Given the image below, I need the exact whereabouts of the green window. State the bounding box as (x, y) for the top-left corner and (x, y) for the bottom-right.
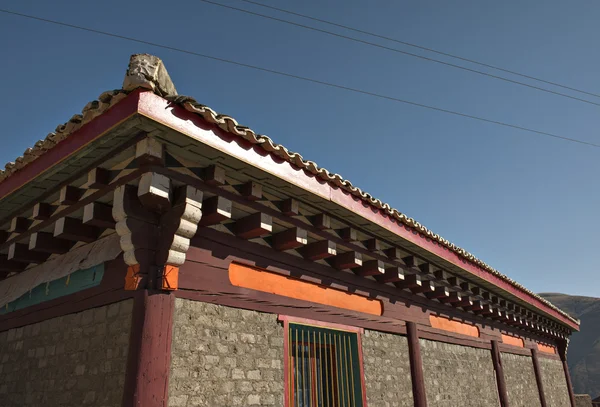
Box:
(287, 322), (364, 407)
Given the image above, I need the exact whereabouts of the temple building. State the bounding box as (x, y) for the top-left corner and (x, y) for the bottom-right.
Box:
(0, 54), (580, 407)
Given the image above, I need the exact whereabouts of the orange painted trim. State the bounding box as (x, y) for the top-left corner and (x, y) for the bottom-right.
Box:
(229, 263), (382, 316)
(161, 265), (179, 290)
(501, 334), (525, 348)
(429, 315), (480, 338)
(125, 264), (142, 291)
(537, 343), (557, 354)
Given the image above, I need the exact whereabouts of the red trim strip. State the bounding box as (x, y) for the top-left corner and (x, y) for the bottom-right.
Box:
(282, 318), (291, 407)
(137, 91), (577, 330)
(355, 329), (369, 407)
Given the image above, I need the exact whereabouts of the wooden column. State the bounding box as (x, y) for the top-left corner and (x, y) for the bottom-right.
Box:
(531, 348), (548, 407)
(561, 359), (576, 407)
(122, 289), (175, 407)
(406, 322), (428, 407)
(558, 341), (577, 407)
(491, 340), (510, 407)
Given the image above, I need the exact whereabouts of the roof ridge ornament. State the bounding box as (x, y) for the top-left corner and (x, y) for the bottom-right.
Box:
(122, 54), (178, 97)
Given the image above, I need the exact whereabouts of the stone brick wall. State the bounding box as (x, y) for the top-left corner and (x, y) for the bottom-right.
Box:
(362, 329), (413, 407)
(419, 339), (499, 406)
(501, 352), (541, 407)
(539, 356), (571, 407)
(0, 300), (133, 406)
(168, 299), (284, 407)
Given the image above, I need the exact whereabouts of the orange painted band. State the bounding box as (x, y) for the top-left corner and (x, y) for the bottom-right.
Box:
(429, 315), (480, 338)
(501, 334), (525, 348)
(229, 263), (382, 316)
(537, 343), (557, 354)
(161, 265), (179, 291)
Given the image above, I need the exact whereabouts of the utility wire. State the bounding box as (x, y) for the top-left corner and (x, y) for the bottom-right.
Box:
(198, 0), (600, 108)
(1, 8), (599, 149)
(240, 0), (600, 100)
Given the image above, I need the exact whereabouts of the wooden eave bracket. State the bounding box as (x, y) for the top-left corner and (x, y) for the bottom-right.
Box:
(113, 139), (203, 291)
(155, 184), (203, 291)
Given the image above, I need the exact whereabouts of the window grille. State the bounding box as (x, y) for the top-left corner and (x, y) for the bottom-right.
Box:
(287, 322), (364, 407)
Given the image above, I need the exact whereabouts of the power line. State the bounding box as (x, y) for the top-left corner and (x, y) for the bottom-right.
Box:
(240, 0), (600, 100)
(197, 0), (600, 108)
(1, 8), (599, 149)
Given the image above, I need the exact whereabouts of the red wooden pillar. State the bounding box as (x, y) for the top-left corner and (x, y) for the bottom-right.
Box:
(531, 348), (548, 407)
(558, 341), (577, 407)
(406, 322), (428, 407)
(122, 289), (175, 407)
(491, 340), (510, 407)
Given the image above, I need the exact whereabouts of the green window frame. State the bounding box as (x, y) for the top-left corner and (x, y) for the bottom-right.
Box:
(282, 316), (366, 407)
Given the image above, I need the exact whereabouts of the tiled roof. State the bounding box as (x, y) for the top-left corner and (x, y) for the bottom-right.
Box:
(0, 90), (128, 184)
(0, 54), (578, 325)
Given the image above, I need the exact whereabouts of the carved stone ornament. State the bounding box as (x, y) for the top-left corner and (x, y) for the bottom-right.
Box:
(122, 54), (178, 97)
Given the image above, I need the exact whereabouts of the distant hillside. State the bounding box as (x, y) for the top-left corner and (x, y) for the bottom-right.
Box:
(539, 293), (600, 399)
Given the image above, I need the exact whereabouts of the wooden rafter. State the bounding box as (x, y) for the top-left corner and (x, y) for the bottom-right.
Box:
(232, 212), (272, 239)
(83, 202), (115, 229)
(199, 196), (232, 226)
(29, 232), (73, 254)
(271, 227), (307, 251)
(152, 165), (568, 336)
(300, 240), (336, 261)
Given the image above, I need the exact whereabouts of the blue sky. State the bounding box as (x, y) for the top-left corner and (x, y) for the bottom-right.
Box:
(1, 1), (599, 296)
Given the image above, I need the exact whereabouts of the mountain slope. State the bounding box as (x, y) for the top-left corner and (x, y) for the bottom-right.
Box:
(539, 293), (600, 399)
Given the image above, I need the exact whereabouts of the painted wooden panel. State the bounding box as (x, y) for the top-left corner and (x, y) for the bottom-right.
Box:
(0, 264), (104, 314)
